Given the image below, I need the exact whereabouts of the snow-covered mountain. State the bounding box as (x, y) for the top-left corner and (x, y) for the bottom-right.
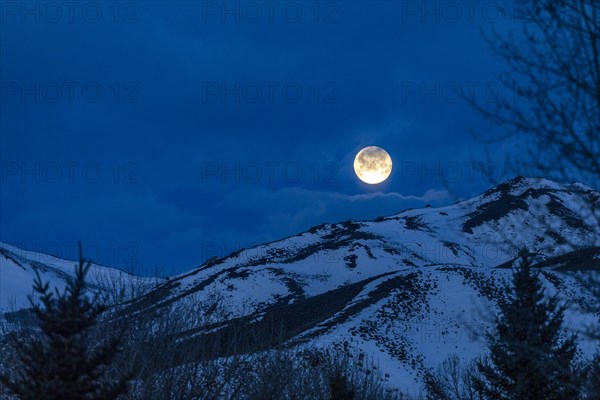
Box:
(0, 242), (159, 312)
(2, 177), (599, 394)
(119, 176), (599, 394)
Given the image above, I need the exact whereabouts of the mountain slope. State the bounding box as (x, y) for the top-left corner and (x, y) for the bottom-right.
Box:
(0, 242), (158, 312)
(120, 176), (599, 393)
(125, 177), (598, 316)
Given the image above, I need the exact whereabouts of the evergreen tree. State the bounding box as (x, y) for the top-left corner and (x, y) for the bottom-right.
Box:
(474, 250), (581, 400)
(0, 243), (129, 400)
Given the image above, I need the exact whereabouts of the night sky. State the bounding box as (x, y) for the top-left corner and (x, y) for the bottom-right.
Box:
(1, 1), (532, 274)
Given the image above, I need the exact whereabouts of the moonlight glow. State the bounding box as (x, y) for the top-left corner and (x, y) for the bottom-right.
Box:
(353, 146), (392, 184)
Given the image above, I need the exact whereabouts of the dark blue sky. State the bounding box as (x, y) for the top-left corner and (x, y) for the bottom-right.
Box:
(1, 1), (535, 274)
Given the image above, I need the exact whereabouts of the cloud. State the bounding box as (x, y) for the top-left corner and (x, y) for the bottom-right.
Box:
(221, 186), (452, 242)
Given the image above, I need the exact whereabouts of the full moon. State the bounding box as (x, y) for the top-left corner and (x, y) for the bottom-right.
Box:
(353, 146), (392, 184)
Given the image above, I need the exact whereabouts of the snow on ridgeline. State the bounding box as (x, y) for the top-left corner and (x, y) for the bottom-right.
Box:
(0, 241), (160, 312)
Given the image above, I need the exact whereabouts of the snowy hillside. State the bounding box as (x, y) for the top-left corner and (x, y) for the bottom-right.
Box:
(2, 177), (599, 394)
(119, 176), (599, 394)
(0, 242), (158, 312)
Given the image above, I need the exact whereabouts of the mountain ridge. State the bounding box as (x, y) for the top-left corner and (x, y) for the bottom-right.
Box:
(1, 176), (598, 394)
(113, 176), (598, 393)
(0, 241), (159, 311)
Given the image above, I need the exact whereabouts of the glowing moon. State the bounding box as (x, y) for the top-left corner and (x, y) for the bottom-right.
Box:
(353, 146), (392, 184)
